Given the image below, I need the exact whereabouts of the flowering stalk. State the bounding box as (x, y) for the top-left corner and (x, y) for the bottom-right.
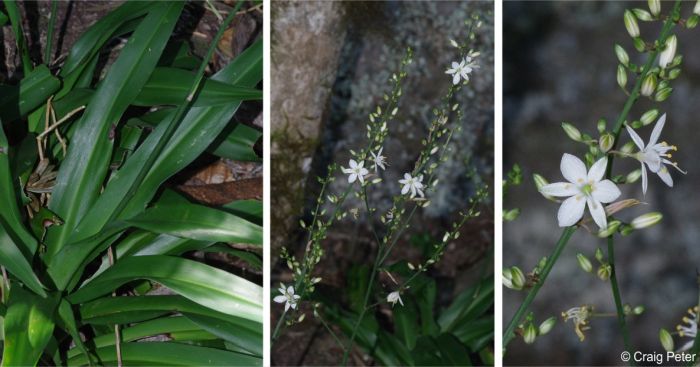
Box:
(504, 0), (683, 353)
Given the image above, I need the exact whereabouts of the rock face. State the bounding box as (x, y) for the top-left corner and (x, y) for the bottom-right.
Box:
(270, 1), (347, 256)
(503, 2), (700, 365)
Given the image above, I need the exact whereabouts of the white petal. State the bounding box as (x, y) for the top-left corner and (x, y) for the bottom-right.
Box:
(410, 185), (417, 198)
(656, 165), (674, 187)
(642, 150), (662, 172)
(587, 198), (608, 230)
(404, 173), (412, 180)
(274, 295), (287, 303)
(591, 180), (621, 203)
(287, 286), (295, 295)
(452, 61), (460, 69)
(398, 295), (404, 306)
(625, 125), (645, 150)
(348, 174), (357, 183)
(359, 167), (369, 176)
(357, 173), (365, 184)
(290, 302), (298, 310)
(648, 113), (666, 147)
(416, 187), (424, 198)
(560, 154), (587, 184)
(540, 182), (579, 197)
(641, 164), (648, 195)
(284, 302), (290, 312)
(452, 73), (460, 85)
(401, 184), (410, 195)
(587, 157), (608, 182)
(557, 195), (586, 227)
(349, 159), (358, 169)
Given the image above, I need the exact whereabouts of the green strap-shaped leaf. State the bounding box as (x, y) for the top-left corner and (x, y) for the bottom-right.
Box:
(0, 65), (61, 123)
(2, 287), (59, 366)
(0, 127), (46, 297)
(209, 123), (262, 162)
(3, 0), (32, 73)
(185, 313), (262, 356)
(132, 67), (262, 107)
(66, 342), (261, 366)
(125, 191), (262, 245)
(56, 300), (94, 364)
(47, 1), (185, 259)
(68, 256), (262, 323)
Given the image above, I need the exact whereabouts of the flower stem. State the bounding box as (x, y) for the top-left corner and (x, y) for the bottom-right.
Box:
(606, 236), (633, 359)
(687, 275), (700, 366)
(503, 226), (576, 348)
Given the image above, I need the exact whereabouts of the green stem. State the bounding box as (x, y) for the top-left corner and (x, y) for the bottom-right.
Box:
(45, 0), (58, 65)
(687, 274), (700, 366)
(602, 2), (681, 357)
(503, 226), (575, 348)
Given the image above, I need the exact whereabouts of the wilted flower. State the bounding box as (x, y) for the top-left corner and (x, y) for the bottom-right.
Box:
(387, 291), (404, 307)
(539, 154), (621, 229)
(399, 173), (425, 198)
(562, 305), (593, 341)
(342, 159), (369, 184)
(674, 306), (699, 352)
(274, 284), (301, 312)
(625, 113), (685, 194)
(370, 147), (388, 172)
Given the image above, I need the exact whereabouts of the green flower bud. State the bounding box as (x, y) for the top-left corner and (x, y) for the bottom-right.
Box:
(502, 268), (516, 289)
(633, 37), (646, 52)
(655, 87), (673, 102)
(503, 208), (521, 222)
(632, 8), (653, 22)
(561, 122), (582, 142)
(577, 253), (593, 273)
(633, 305), (646, 315)
(597, 264), (612, 281)
(640, 109), (659, 126)
(668, 68), (681, 80)
(533, 174), (548, 191)
(617, 65), (627, 89)
(620, 141), (637, 154)
(624, 10), (640, 38)
(523, 323), (537, 344)
(536, 257), (548, 273)
(620, 224), (635, 236)
(626, 169), (642, 184)
(660, 328), (675, 352)
(595, 247), (604, 262)
(614, 44), (629, 66)
(631, 212), (663, 229)
(641, 73), (657, 96)
(510, 266), (526, 290)
(648, 0), (661, 17)
(599, 133), (615, 153)
(688, 14), (700, 29)
(538, 317), (557, 336)
(598, 220), (621, 238)
(597, 119), (607, 134)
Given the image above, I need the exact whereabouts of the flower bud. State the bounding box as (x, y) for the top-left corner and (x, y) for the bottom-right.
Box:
(598, 220), (621, 238)
(660, 328), (675, 352)
(449, 39), (459, 48)
(633, 305), (646, 315)
(503, 268), (519, 290)
(599, 133), (615, 153)
(626, 169), (642, 184)
(633, 37), (646, 52)
(504, 208), (521, 222)
(561, 122), (582, 142)
(620, 141), (637, 154)
(537, 257), (548, 272)
(655, 87), (673, 102)
(523, 323), (537, 344)
(614, 44), (629, 66)
(648, 0), (661, 17)
(577, 253), (593, 273)
(538, 317), (557, 336)
(631, 212), (663, 229)
(624, 10), (640, 38)
(640, 109), (659, 126)
(668, 68), (681, 80)
(533, 173), (549, 192)
(688, 14), (700, 29)
(597, 119), (607, 134)
(617, 65), (627, 89)
(659, 35), (677, 69)
(640, 73), (657, 96)
(597, 264), (612, 281)
(510, 266), (526, 290)
(632, 8), (653, 22)
(695, 0), (700, 16)
(595, 247), (604, 262)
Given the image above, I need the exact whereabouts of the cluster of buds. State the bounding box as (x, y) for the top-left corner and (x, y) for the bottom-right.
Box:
(503, 256), (548, 291)
(519, 313), (557, 344)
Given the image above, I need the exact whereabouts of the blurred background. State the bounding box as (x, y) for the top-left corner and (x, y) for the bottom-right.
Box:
(271, 1), (494, 365)
(504, 2), (700, 365)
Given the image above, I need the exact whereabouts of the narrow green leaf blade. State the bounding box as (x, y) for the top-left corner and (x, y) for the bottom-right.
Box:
(2, 287), (58, 366)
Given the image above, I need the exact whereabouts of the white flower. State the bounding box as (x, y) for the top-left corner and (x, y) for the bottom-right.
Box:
(341, 159), (369, 184)
(445, 53), (478, 85)
(562, 305), (592, 341)
(675, 306), (699, 352)
(399, 173), (425, 198)
(387, 291), (403, 307)
(273, 283), (301, 312)
(625, 113), (685, 195)
(540, 154), (621, 229)
(370, 148), (387, 172)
